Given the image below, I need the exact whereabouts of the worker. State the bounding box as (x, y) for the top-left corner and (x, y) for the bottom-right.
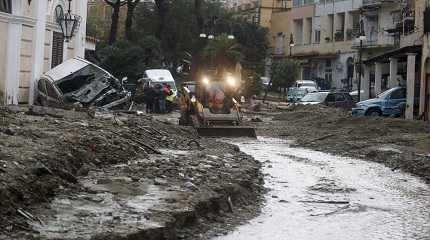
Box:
(157, 84), (166, 114)
(143, 85), (155, 113)
(165, 84), (175, 113)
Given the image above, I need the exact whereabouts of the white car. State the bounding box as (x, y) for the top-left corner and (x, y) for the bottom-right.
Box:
(294, 80), (319, 93)
(144, 69), (178, 97)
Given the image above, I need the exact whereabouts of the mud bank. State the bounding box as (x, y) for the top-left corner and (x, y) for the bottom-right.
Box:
(246, 104), (430, 183)
(0, 107), (263, 239)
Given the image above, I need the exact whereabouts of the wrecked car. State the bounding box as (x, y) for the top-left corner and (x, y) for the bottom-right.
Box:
(35, 57), (131, 110)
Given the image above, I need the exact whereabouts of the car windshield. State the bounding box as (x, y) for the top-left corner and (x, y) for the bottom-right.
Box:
(377, 88), (395, 99)
(300, 92), (328, 102)
(55, 65), (109, 94)
(298, 83), (316, 87)
(288, 88), (307, 97)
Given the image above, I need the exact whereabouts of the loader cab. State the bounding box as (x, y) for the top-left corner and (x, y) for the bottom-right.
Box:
(197, 74), (238, 114)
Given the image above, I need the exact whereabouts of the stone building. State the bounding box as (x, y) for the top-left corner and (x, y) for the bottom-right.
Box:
(267, 0), (429, 120)
(0, 0), (88, 105)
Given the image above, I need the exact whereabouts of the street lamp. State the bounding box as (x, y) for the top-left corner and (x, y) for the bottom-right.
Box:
(289, 33), (295, 57)
(357, 17), (366, 102)
(55, 0), (81, 42)
(199, 16), (235, 40)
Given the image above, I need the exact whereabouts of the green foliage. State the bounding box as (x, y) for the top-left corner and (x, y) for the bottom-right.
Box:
(202, 34), (243, 73)
(271, 58), (300, 88)
(242, 69), (262, 97)
(95, 0), (268, 82)
(98, 38), (162, 82)
(233, 22), (268, 75)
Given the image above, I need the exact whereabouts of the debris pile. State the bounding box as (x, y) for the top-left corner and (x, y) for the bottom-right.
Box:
(0, 107), (263, 239)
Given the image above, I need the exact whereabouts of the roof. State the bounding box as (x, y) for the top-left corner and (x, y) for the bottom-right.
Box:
(145, 69), (175, 82)
(42, 57), (112, 82)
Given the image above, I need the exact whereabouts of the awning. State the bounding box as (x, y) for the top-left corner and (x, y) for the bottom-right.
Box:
(364, 45), (422, 64)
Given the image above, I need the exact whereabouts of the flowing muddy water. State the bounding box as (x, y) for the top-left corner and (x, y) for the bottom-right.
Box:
(216, 137), (430, 240)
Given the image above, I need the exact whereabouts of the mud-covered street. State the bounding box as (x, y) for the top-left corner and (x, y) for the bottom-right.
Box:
(0, 106), (263, 240)
(1, 103), (430, 240)
(215, 137), (430, 240)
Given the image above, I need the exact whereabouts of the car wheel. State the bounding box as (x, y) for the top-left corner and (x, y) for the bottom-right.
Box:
(366, 108), (382, 117)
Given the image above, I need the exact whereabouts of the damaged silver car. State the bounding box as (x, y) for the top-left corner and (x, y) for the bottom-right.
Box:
(35, 57), (131, 109)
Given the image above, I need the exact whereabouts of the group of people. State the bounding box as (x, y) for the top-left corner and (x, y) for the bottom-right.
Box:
(143, 83), (174, 114)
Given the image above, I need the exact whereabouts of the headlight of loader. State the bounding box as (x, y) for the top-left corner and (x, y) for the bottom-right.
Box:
(202, 77), (210, 86)
(226, 76), (236, 87)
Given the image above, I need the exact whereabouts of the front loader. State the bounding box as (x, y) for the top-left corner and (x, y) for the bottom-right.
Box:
(178, 74), (256, 138)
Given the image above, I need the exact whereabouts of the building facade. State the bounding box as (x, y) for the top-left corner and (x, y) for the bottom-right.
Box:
(268, 0), (429, 120)
(419, 0), (430, 120)
(0, 0), (88, 105)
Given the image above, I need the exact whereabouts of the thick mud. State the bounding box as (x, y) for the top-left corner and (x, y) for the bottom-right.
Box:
(215, 137), (430, 240)
(0, 107), (264, 239)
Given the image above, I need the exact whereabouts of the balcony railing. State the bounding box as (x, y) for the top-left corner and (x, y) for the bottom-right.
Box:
(362, 0), (399, 6)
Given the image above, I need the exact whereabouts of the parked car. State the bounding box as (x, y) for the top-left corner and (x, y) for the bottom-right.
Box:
(299, 91), (355, 109)
(294, 80), (319, 93)
(287, 87), (308, 102)
(352, 87), (406, 117)
(349, 90), (364, 102)
(35, 57), (131, 109)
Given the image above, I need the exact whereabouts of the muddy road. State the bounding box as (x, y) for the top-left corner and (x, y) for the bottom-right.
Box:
(215, 137), (430, 240)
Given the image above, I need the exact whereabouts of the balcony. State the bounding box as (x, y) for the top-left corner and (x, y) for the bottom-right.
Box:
(352, 36), (397, 50)
(362, 0), (398, 10)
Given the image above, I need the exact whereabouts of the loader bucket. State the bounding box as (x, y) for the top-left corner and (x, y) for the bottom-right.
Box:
(197, 126), (257, 138)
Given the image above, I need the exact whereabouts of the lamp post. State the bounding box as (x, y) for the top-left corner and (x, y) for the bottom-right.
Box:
(289, 33), (295, 57)
(55, 0), (81, 42)
(357, 17), (366, 102)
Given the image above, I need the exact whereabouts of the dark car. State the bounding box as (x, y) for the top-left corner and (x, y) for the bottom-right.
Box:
(35, 57), (131, 109)
(299, 91), (355, 109)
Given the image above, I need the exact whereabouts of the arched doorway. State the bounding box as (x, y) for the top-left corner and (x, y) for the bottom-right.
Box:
(424, 58), (430, 121)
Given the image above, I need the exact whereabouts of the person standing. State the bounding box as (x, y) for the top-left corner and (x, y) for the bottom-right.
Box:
(157, 84), (166, 114)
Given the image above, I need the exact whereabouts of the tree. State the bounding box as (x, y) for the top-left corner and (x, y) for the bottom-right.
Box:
(194, 0), (203, 33)
(98, 39), (162, 82)
(125, 0), (140, 40)
(269, 58), (300, 100)
(104, 0), (126, 45)
(202, 34), (243, 75)
(154, 0), (169, 39)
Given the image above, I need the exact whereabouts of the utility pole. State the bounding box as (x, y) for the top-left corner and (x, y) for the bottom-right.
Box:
(358, 38), (362, 102)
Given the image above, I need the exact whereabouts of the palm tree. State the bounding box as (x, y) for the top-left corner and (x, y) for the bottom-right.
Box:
(202, 34), (242, 75)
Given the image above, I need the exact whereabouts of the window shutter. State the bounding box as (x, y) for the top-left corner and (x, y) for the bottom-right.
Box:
(424, 7), (430, 34)
(0, 0), (12, 13)
(51, 32), (64, 68)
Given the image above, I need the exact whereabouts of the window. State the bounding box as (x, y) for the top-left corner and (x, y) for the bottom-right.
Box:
(46, 82), (59, 99)
(390, 88), (406, 99)
(0, 0), (11, 13)
(105, 6), (113, 21)
(293, 0), (301, 7)
(335, 94), (345, 102)
(51, 32), (64, 68)
(38, 79), (47, 95)
(326, 94), (335, 103)
(314, 30), (321, 43)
